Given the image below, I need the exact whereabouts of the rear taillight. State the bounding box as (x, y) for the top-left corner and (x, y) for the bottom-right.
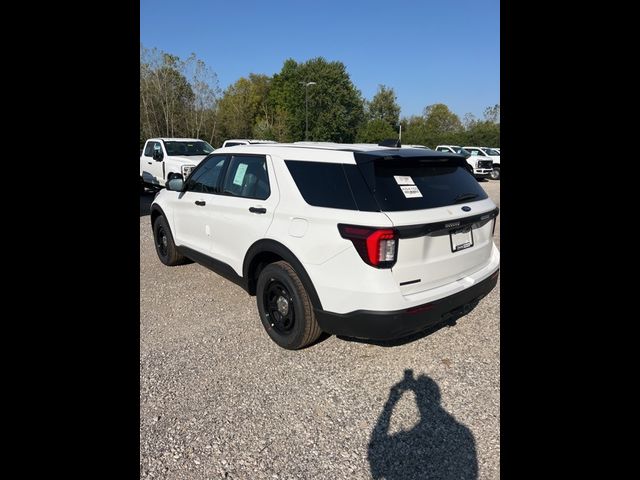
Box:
(338, 224), (398, 268)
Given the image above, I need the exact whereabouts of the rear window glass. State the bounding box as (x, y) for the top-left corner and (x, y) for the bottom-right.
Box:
(369, 160), (488, 211)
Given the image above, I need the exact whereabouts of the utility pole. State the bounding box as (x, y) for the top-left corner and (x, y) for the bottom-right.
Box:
(301, 81), (317, 140)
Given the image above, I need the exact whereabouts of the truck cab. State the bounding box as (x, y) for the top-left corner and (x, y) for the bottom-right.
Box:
(140, 138), (214, 191)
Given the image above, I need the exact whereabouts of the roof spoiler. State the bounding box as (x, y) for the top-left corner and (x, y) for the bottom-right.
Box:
(378, 139), (401, 148)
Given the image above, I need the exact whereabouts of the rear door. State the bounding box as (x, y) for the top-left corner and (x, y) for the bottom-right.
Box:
(358, 156), (498, 295)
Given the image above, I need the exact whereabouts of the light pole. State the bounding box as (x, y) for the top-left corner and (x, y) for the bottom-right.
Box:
(301, 81), (316, 140)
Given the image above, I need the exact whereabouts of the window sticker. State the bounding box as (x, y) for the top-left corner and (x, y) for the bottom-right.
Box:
(394, 175), (415, 185)
(233, 163), (248, 186)
(400, 185), (423, 198)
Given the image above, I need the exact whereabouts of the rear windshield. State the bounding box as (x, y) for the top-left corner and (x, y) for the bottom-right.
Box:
(369, 160), (488, 211)
(286, 158), (487, 212)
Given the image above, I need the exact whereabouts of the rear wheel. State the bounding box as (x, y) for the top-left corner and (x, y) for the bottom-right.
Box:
(489, 167), (500, 180)
(256, 261), (321, 350)
(152, 215), (186, 266)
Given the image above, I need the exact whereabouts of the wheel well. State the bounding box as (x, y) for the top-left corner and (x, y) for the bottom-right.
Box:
(246, 252), (283, 295)
(150, 208), (163, 228)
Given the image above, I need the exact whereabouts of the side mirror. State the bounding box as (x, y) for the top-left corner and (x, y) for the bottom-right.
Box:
(153, 150), (164, 161)
(166, 178), (184, 192)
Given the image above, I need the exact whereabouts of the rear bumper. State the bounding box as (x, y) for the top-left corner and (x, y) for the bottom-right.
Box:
(315, 268), (499, 341)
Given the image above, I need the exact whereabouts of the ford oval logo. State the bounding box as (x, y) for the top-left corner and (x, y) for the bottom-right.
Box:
(461, 206), (471, 212)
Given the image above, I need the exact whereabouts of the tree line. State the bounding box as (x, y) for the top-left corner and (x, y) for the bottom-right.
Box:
(140, 45), (499, 148)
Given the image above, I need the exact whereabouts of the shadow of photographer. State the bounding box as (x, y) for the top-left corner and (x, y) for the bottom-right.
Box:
(368, 369), (478, 479)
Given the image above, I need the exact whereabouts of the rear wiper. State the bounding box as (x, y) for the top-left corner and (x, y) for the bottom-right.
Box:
(453, 193), (479, 203)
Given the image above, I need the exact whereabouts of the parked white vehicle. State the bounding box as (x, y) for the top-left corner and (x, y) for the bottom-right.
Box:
(435, 145), (493, 179)
(464, 146), (500, 180)
(221, 139), (278, 148)
(150, 142), (500, 349)
(140, 138), (214, 191)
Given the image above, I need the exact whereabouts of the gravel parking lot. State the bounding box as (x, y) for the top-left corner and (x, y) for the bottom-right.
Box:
(140, 180), (500, 479)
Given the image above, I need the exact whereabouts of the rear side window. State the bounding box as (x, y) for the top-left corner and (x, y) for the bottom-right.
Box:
(369, 160), (488, 211)
(285, 161), (357, 210)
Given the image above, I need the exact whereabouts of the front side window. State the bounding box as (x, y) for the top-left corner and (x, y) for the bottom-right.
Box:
(144, 141), (160, 157)
(222, 155), (270, 200)
(185, 155), (227, 194)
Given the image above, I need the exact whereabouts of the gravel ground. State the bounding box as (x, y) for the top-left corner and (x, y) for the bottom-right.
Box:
(140, 179), (500, 479)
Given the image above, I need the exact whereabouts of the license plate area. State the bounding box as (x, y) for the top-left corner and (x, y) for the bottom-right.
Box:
(450, 226), (474, 252)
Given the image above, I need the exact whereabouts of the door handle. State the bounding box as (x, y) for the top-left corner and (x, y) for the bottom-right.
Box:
(147, 162), (152, 165)
(195, 200), (206, 206)
(249, 207), (267, 214)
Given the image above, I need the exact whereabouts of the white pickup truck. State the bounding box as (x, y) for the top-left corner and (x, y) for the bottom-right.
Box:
(140, 138), (214, 191)
(435, 145), (493, 179)
(464, 146), (500, 180)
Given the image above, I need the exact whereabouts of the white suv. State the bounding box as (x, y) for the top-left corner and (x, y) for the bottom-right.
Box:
(150, 143), (500, 349)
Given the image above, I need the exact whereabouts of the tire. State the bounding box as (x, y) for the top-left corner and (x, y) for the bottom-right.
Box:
(489, 167), (500, 180)
(256, 261), (322, 350)
(152, 215), (186, 266)
(140, 177), (145, 193)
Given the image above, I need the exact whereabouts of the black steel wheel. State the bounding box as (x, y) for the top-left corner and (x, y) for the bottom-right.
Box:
(256, 261), (322, 350)
(152, 215), (186, 266)
(263, 280), (296, 335)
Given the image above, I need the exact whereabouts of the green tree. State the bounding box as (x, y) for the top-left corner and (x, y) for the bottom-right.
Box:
(423, 103), (464, 146)
(216, 74), (275, 143)
(366, 85), (400, 128)
(356, 119), (397, 143)
(465, 121), (500, 147)
(269, 57), (365, 142)
(399, 115), (428, 145)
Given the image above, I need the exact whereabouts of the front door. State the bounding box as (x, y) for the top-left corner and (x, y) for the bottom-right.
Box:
(172, 155), (228, 253)
(141, 141), (165, 186)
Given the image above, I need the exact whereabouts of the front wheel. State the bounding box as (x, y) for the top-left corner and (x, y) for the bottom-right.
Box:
(256, 261), (322, 350)
(489, 167), (500, 180)
(152, 215), (186, 266)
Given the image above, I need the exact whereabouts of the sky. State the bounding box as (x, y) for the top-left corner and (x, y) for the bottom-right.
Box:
(140, 0), (499, 119)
